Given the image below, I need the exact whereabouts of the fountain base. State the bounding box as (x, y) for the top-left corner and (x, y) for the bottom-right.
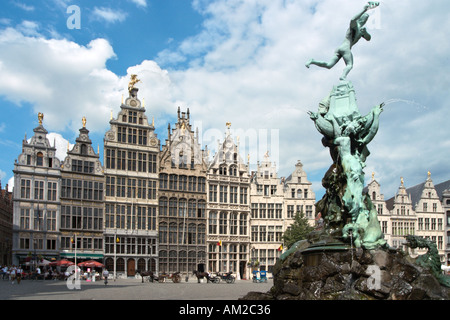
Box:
(242, 243), (449, 300)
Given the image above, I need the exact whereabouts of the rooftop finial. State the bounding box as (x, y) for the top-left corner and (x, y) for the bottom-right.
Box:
(38, 112), (44, 125)
(128, 74), (141, 94)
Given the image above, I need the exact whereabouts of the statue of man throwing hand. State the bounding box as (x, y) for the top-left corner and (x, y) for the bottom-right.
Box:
(306, 2), (380, 80)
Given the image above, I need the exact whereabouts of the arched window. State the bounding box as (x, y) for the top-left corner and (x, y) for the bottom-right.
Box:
(169, 198), (177, 217)
(159, 222), (167, 243)
(159, 197), (168, 216)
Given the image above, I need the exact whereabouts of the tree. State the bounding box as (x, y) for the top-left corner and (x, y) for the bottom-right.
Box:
(283, 211), (314, 249)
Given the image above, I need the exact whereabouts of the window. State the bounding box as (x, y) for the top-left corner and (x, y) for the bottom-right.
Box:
(128, 128), (137, 144)
(106, 149), (115, 169)
(198, 178), (206, 193)
(169, 175), (178, 190)
(147, 180), (157, 200)
(268, 204), (274, 219)
(179, 175), (187, 191)
(20, 179), (31, 199)
(209, 185), (217, 202)
(128, 111), (137, 124)
(147, 206), (156, 231)
(137, 206), (146, 230)
(188, 199), (197, 218)
(259, 204), (266, 219)
(230, 213), (238, 235)
(159, 174), (168, 190)
(118, 126), (127, 143)
(219, 186), (228, 203)
(116, 177), (126, 197)
(159, 197), (168, 216)
(34, 180), (44, 200)
(20, 209), (30, 229)
(251, 203), (258, 219)
(117, 150), (126, 170)
(275, 204), (282, 219)
(72, 207), (82, 229)
(148, 154), (157, 173)
(138, 152), (147, 172)
(81, 144), (87, 155)
(47, 210), (56, 231)
(47, 182), (57, 201)
(259, 226), (267, 242)
(36, 152), (44, 166)
(138, 129), (147, 146)
(127, 151), (137, 171)
(239, 213), (247, 235)
(240, 187), (248, 204)
(197, 200), (206, 218)
(116, 205), (125, 229)
(219, 212), (227, 234)
(230, 186), (238, 204)
(72, 159), (82, 172)
(169, 198), (177, 217)
(287, 205), (294, 219)
(209, 212), (217, 234)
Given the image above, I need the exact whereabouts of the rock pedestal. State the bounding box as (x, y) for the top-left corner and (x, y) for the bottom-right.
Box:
(242, 244), (449, 300)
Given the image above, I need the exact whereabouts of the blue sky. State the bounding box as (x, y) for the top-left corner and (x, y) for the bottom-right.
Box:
(1, 0), (450, 201)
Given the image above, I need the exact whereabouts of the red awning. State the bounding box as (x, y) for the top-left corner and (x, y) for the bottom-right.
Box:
(77, 260), (104, 268)
(49, 259), (74, 267)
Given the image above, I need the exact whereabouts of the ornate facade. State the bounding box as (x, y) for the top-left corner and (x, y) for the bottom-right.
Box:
(103, 85), (160, 277)
(60, 118), (104, 263)
(0, 183), (13, 265)
(12, 114), (61, 265)
(249, 157), (316, 274)
(370, 173), (448, 263)
(158, 107), (208, 274)
(207, 125), (250, 279)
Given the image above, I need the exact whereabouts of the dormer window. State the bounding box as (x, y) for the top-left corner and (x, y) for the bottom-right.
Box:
(36, 152), (44, 166)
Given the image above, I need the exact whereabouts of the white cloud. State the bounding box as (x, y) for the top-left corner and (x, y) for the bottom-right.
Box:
(47, 132), (74, 162)
(92, 7), (128, 24)
(13, 2), (35, 12)
(156, 0), (450, 197)
(1, 0), (449, 200)
(129, 0), (147, 8)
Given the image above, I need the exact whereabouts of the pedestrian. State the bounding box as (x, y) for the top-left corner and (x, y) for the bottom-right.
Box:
(10, 266), (16, 284)
(103, 268), (109, 285)
(16, 266), (22, 284)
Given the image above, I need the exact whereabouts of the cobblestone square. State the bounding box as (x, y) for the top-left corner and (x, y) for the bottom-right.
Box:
(0, 278), (273, 300)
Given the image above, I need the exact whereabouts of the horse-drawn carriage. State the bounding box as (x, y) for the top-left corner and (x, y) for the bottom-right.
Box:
(136, 270), (181, 283)
(193, 270), (235, 284)
(158, 272), (182, 283)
